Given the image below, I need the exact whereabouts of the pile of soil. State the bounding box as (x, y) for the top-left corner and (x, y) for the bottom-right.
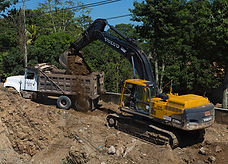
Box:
(0, 84), (228, 164)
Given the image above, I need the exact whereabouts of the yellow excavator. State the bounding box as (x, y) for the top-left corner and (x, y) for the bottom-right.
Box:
(60, 19), (214, 147)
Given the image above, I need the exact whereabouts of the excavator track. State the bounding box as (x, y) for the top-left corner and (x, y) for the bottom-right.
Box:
(106, 114), (179, 148)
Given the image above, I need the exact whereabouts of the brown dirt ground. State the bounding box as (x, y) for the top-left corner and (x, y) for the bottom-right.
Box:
(0, 84), (228, 164)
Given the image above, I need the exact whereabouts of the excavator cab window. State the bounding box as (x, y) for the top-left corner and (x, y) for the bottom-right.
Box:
(122, 83), (136, 108)
(149, 86), (157, 98)
(134, 85), (151, 115)
(122, 82), (151, 115)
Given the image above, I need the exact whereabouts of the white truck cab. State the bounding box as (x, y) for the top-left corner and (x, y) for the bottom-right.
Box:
(4, 69), (38, 92)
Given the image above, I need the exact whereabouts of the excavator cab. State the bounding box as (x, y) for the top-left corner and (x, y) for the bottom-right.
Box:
(120, 78), (214, 131)
(120, 79), (156, 115)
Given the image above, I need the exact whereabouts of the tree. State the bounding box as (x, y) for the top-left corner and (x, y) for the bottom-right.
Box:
(131, 0), (224, 96)
(38, 0), (91, 34)
(0, 10), (20, 79)
(0, 0), (17, 13)
(210, 0), (228, 73)
(0, 17), (18, 52)
(28, 32), (74, 67)
(1, 47), (24, 77)
(131, 0), (189, 93)
(209, 0), (228, 106)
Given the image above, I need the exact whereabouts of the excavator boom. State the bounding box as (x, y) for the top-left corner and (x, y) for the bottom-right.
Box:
(59, 19), (156, 89)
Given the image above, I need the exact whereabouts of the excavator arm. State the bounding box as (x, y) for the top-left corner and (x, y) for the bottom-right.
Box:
(59, 19), (156, 88)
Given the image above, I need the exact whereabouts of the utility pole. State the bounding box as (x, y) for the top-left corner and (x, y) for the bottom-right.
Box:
(22, 0), (27, 68)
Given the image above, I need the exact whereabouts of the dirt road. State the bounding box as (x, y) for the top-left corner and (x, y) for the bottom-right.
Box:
(0, 85), (227, 164)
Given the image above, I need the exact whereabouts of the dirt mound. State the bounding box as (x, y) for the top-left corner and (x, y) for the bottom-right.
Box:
(0, 87), (65, 156)
(0, 85), (228, 163)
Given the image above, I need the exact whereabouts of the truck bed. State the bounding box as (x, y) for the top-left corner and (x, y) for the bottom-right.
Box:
(37, 68), (105, 99)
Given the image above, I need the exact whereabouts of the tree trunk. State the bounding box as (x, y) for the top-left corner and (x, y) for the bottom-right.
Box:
(222, 66), (228, 108)
(48, 1), (57, 33)
(159, 59), (165, 92)
(154, 51), (159, 89)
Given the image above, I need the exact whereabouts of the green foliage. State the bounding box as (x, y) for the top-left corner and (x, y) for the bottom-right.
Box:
(0, 32), (74, 77)
(210, 0), (228, 64)
(0, 0), (17, 13)
(131, 0), (227, 95)
(1, 47), (24, 77)
(38, 0), (91, 34)
(28, 32), (74, 67)
(0, 18), (18, 52)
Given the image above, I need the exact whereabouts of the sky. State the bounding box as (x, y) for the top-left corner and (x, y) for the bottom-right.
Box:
(16, 0), (143, 25)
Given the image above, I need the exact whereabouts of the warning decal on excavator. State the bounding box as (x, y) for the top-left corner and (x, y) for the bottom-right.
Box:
(205, 111), (210, 116)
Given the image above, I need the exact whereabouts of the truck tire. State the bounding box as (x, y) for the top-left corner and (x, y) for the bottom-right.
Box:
(57, 95), (71, 110)
(106, 115), (117, 128)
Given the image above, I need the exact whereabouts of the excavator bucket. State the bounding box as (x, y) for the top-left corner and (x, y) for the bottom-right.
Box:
(59, 50), (70, 68)
(59, 49), (91, 75)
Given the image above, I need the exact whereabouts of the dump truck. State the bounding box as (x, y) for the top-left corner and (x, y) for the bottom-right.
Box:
(4, 63), (105, 110)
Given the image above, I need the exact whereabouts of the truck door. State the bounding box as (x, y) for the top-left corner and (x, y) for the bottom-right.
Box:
(24, 70), (37, 91)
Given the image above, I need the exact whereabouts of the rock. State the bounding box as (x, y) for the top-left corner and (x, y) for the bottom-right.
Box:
(65, 145), (89, 164)
(131, 139), (136, 143)
(208, 156), (216, 163)
(100, 162), (106, 164)
(123, 141), (136, 157)
(215, 145), (222, 153)
(108, 146), (116, 155)
(204, 140), (212, 145)
(116, 145), (124, 157)
(105, 135), (117, 147)
(199, 147), (207, 155)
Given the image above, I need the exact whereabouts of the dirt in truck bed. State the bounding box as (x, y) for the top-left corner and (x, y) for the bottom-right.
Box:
(0, 84), (228, 164)
(66, 55), (91, 75)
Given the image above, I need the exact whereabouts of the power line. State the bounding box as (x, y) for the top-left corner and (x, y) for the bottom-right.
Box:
(69, 0), (121, 10)
(44, 0), (122, 12)
(5, 0), (122, 14)
(106, 14), (132, 20)
(17, 0), (121, 11)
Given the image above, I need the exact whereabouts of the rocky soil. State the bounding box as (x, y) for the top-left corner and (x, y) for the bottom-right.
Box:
(0, 84), (228, 164)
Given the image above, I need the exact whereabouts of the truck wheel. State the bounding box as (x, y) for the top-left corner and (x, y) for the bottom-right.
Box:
(57, 95), (71, 110)
(106, 115), (117, 128)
